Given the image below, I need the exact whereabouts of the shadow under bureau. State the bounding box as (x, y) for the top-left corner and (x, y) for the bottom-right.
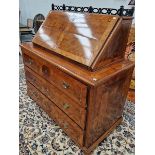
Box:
(21, 11), (134, 155)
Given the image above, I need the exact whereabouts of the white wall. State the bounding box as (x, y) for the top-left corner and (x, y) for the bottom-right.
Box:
(19, 0), (134, 25)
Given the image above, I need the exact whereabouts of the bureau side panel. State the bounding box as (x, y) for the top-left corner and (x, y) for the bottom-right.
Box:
(91, 17), (132, 70)
(84, 66), (134, 147)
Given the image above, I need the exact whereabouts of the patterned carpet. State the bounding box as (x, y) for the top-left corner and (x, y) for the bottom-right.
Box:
(19, 64), (135, 155)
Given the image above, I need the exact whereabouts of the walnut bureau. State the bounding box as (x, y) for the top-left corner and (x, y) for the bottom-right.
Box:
(21, 11), (134, 154)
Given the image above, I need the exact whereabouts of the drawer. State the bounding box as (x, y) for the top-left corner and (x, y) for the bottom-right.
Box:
(27, 82), (84, 146)
(23, 54), (40, 73)
(23, 52), (87, 108)
(25, 66), (86, 129)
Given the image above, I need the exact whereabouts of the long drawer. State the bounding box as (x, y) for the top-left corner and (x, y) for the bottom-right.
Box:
(27, 82), (84, 146)
(25, 66), (86, 129)
(22, 51), (87, 108)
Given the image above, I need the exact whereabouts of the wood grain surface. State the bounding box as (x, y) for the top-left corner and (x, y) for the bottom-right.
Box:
(21, 43), (134, 87)
(32, 11), (120, 68)
(27, 82), (84, 147)
(22, 51), (87, 107)
(21, 11), (134, 155)
(25, 67), (86, 129)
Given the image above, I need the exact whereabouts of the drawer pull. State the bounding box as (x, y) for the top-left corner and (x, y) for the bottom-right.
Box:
(63, 122), (68, 129)
(63, 103), (70, 110)
(62, 82), (70, 89)
(28, 58), (33, 65)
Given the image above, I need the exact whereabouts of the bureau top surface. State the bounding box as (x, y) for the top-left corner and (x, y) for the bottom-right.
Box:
(32, 11), (120, 67)
(21, 42), (134, 86)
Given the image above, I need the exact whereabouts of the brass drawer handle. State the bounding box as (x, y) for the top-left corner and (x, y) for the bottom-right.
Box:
(28, 58), (33, 65)
(62, 82), (70, 89)
(63, 122), (68, 129)
(63, 103), (70, 110)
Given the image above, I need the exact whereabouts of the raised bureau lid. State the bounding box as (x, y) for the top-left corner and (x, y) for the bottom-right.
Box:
(32, 11), (120, 68)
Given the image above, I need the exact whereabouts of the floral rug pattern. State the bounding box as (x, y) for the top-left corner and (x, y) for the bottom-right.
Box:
(19, 64), (135, 155)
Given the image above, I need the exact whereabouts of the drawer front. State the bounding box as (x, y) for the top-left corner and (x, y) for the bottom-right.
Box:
(23, 52), (87, 108)
(23, 54), (40, 73)
(25, 67), (86, 129)
(27, 82), (84, 146)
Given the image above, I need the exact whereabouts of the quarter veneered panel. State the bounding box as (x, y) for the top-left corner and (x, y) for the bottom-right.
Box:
(32, 11), (119, 67)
